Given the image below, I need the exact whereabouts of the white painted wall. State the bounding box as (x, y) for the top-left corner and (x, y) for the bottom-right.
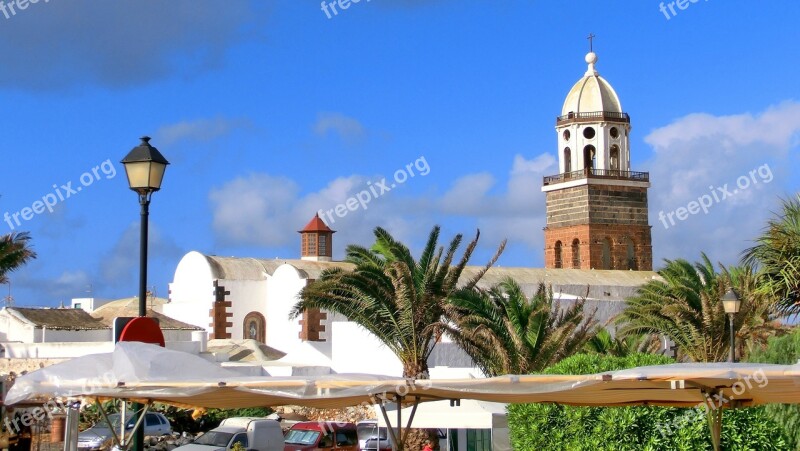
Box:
(0, 311), (35, 343)
(265, 264), (308, 351)
(35, 328), (111, 343)
(164, 251), (217, 332)
(331, 322), (403, 376)
(4, 341), (115, 358)
(227, 279), (267, 341)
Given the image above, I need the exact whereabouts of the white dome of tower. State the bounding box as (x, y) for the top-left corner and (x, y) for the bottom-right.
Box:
(561, 52), (623, 116)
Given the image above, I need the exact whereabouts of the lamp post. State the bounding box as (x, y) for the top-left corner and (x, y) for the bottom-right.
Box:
(121, 136), (169, 451)
(721, 288), (741, 363)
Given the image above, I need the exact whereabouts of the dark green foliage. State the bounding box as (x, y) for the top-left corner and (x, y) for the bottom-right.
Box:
(617, 256), (779, 362)
(292, 225), (504, 378)
(0, 232), (36, 284)
(742, 194), (800, 317)
(507, 353), (789, 451)
(745, 328), (800, 449)
(444, 279), (597, 376)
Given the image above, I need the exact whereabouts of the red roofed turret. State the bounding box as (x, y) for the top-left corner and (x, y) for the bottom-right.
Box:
(299, 213), (335, 261)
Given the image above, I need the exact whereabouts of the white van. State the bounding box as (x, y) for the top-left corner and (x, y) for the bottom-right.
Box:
(174, 418), (284, 451)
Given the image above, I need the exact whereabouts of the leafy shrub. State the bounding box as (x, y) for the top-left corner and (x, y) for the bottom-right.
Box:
(745, 328), (800, 449)
(507, 353), (788, 450)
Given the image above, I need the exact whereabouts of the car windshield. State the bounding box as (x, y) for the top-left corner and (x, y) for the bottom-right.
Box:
(92, 414), (132, 430)
(193, 431), (233, 447)
(284, 430), (320, 445)
(357, 424), (387, 441)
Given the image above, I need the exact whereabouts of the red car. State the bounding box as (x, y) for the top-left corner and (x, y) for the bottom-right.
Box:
(284, 422), (358, 451)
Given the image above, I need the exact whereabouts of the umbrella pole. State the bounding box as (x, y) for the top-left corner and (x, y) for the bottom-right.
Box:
(706, 405), (722, 451)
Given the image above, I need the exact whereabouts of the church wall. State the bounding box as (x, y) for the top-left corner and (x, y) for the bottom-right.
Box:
(265, 265), (308, 351)
(544, 223), (652, 271)
(331, 322), (403, 376)
(164, 252), (217, 332)
(224, 279), (267, 342)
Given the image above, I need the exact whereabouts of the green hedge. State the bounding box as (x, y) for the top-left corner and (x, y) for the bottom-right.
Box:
(507, 353), (788, 451)
(745, 328), (800, 449)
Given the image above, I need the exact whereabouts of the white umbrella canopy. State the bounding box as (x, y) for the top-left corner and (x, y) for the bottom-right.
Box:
(7, 342), (800, 410)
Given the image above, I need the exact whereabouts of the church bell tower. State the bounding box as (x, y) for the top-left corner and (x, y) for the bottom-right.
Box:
(542, 47), (652, 271)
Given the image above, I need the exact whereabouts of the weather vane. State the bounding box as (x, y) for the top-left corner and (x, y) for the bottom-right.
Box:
(587, 33), (596, 52)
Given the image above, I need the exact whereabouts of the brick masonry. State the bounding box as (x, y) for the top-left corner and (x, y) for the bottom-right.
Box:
(546, 184), (649, 228)
(544, 184), (652, 270)
(298, 308), (327, 342)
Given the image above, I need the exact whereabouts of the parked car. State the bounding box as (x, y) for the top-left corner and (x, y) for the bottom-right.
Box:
(77, 412), (171, 450)
(284, 422), (358, 451)
(355, 421), (390, 451)
(173, 418), (283, 451)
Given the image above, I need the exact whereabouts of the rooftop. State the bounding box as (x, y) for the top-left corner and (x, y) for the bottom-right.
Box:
(6, 307), (107, 330)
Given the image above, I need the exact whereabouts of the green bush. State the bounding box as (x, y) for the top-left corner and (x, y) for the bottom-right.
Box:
(507, 353), (788, 451)
(745, 327), (800, 449)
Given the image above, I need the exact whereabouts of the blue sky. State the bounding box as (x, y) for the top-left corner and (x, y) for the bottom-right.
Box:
(1, 0), (799, 306)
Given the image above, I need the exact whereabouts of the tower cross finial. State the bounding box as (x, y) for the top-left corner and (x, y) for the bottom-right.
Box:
(587, 33), (596, 52)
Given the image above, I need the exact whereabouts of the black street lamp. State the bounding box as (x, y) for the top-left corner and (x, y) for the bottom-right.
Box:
(721, 288), (741, 363)
(120, 136), (169, 451)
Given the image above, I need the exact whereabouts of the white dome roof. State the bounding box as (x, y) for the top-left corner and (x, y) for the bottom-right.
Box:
(561, 52), (623, 116)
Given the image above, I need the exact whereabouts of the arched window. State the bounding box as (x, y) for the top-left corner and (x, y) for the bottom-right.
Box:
(583, 145), (596, 172)
(610, 145), (620, 172)
(571, 239), (581, 269)
(554, 241), (563, 269)
(243, 312), (266, 343)
(601, 238), (613, 270)
(563, 148), (571, 174)
(625, 237), (637, 270)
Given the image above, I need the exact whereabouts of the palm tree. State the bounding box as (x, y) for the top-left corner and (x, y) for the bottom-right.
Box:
(617, 254), (781, 362)
(290, 225), (505, 379)
(583, 328), (661, 357)
(0, 232), (36, 285)
(742, 194), (800, 317)
(442, 278), (598, 376)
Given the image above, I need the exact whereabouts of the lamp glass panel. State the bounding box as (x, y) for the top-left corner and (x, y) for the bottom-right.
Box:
(148, 163), (167, 190)
(722, 299), (742, 314)
(124, 161), (152, 189)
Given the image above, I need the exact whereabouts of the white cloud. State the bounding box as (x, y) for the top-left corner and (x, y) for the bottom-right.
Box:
(155, 117), (252, 145)
(644, 101), (800, 266)
(313, 113), (367, 144)
(208, 153), (556, 262)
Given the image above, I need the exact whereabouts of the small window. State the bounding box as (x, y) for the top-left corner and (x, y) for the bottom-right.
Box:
(610, 127), (619, 139)
(583, 145), (596, 170)
(610, 145), (620, 171)
(231, 433), (248, 449)
(307, 234), (317, 254)
(554, 241), (563, 269)
(563, 129), (571, 141)
(571, 239), (581, 269)
(583, 127), (596, 139)
(601, 238), (612, 270)
(563, 148), (571, 173)
(145, 414), (160, 426)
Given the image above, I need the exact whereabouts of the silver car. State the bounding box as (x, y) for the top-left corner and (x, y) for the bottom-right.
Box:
(77, 412), (172, 450)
